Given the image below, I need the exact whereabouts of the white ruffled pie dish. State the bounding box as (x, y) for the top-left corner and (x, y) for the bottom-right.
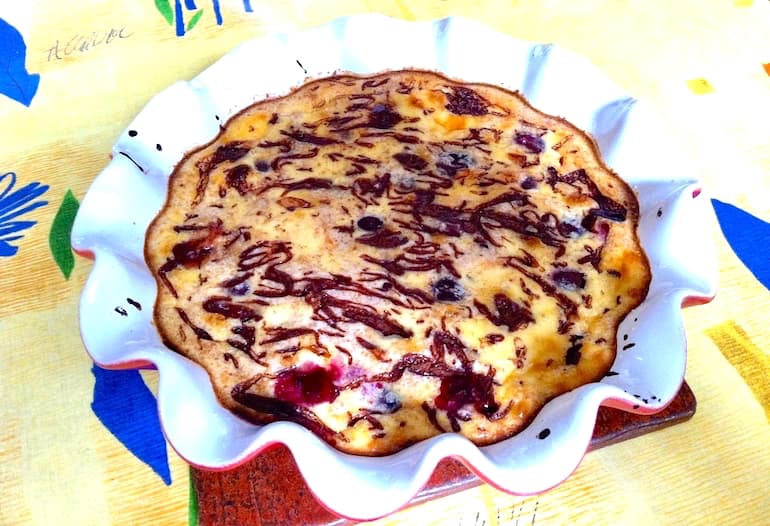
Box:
(72, 15), (717, 521)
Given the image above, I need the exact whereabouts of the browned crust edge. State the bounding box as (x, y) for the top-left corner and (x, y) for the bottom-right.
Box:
(143, 68), (652, 456)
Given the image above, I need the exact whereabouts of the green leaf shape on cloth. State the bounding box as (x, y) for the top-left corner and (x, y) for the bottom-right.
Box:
(188, 467), (199, 526)
(49, 189), (79, 279)
(155, 0), (174, 25)
(187, 9), (204, 32)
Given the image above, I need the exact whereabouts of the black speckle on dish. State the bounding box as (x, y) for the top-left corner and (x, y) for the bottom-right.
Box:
(623, 334), (628, 341)
(604, 371), (619, 377)
(634, 317), (638, 322)
(642, 398), (649, 404)
(215, 115), (220, 121)
(537, 428), (551, 440)
(657, 208), (663, 218)
(115, 306), (128, 317)
(622, 343), (636, 351)
(118, 151), (146, 174)
(156, 144), (162, 151)
(128, 130), (138, 137)
(127, 297), (142, 311)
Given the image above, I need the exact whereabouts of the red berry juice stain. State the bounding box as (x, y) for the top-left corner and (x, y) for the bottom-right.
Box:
(275, 363), (340, 405)
(435, 372), (499, 418)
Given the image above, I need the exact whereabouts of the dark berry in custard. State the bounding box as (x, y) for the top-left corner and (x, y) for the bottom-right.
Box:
(552, 269), (587, 291)
(372, 389), (402, 414)
(357, 216), (384, 231)
(433, 277), (464, 302)
(521, 176), (538, 190)
(437, 151), (474, 177)
(514, 131), (545, 153)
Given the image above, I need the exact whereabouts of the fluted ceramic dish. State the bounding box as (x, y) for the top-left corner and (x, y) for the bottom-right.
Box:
(72, 15), (717, 521)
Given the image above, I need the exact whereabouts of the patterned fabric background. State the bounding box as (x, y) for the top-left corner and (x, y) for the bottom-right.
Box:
(1, 1), (768, 524)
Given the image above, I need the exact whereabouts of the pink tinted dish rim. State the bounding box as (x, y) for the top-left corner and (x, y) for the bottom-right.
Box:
(72, 15), (717, 521)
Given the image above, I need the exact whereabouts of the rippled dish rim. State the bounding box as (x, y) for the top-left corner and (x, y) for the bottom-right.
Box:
(72, 14), (717, 521)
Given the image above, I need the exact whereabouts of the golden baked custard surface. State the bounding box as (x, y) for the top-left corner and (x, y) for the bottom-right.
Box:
(146, 70), (650, 455)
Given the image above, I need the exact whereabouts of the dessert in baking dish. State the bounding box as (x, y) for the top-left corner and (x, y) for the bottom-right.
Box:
(145, 70), (650, 455)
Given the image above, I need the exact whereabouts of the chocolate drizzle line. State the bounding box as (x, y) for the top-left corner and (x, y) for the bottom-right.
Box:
(231, 379), (340, 444)
(194, 142), (251, 205)
(505, 260), (578, 318)
(176, 308), (212, 341)
(474, 293), (534, 332)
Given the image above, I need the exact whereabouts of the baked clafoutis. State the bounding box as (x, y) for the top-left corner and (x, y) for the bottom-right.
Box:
(145, 70), (651, 455)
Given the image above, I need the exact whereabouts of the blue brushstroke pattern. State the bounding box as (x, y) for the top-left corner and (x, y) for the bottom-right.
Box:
(212, 0), (223, 25)
(712, 198), (770, 290)
(165, 0), (256, 36)
(91, 365), (172, 485)
(0, 172), (48, 257)
(0, 18), (40, 106)
(174, 0), (186, 37)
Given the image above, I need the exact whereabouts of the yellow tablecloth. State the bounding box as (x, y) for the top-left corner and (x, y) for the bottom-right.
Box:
(1, 1), (768, 524)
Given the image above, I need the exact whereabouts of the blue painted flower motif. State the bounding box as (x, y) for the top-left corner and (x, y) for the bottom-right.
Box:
(0, 172), (48, 257)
